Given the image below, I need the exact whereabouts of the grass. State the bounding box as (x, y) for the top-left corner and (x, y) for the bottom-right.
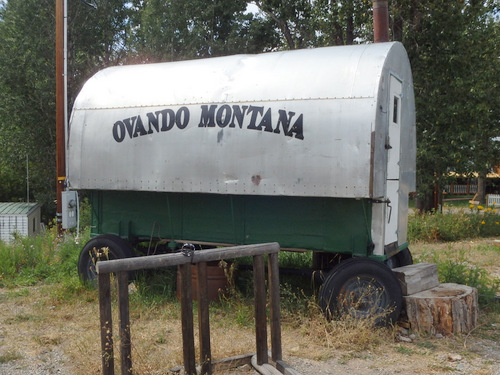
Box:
(0, 224), (89, 289)
(0, 212), (499, 373)
(0, 351), (23, 364)
(412, 241), (500, 309)
(408, 207), (500, 242)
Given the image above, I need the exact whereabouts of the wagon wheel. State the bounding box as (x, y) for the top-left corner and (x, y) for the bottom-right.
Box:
(385, 247), (414, 269)
(78, 234), (135, 286)
(318, 257), (403, 326)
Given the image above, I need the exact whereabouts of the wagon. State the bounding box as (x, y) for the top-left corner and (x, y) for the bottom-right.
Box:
(65, 41), (416, 323)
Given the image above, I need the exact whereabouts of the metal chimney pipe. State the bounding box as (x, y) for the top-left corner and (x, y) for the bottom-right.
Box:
(373, 0), (390, 43)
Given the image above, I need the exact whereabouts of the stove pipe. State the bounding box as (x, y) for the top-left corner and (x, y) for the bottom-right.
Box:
(373, 0), (390, 43)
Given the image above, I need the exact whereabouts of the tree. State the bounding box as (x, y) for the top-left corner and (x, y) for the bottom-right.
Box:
(1, 0), (497, 219)
(0, 0), (57, 212)
(130, 0), (279, 62)
(0, 0), (134, 217)
(253, 0), (373, 49)
(390, 0), (500, 210)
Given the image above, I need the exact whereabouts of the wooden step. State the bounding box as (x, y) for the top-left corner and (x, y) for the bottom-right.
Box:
(391, 262), (440, 296)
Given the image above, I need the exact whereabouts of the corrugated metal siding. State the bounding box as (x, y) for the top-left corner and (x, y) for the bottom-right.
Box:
(0, 202), (41, 242)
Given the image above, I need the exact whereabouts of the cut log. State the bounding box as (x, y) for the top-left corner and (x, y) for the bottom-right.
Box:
(404, 283), (478, 335)
(392, 263), (440, 296)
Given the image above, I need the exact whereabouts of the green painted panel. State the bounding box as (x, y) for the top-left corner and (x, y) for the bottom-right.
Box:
(90, 191), (373, 256)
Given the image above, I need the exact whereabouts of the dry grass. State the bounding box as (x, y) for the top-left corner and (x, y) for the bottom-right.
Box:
(411, 238), (500, 279)
(0, 284), (396, 374)
(1, 238), (499, 374)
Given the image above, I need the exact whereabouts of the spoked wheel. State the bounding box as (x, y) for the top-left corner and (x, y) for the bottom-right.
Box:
(78, 234), (135, 286)
(319, 257), (403, 326)
(385, 247), (414, 269)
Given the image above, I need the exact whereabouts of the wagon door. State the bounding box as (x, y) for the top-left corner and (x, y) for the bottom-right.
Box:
(384, 75), (402, 252)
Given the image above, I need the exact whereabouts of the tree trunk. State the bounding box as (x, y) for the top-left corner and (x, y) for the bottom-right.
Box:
(404, 283), (478, 335)
(416, 183), (440, 213)
(476, 172), (487, 205)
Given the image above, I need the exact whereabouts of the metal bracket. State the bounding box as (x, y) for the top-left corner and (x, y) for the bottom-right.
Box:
(181, 243), (196, 263)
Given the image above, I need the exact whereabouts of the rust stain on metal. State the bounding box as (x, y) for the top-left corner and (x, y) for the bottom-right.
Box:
(251, 175), (262, 186)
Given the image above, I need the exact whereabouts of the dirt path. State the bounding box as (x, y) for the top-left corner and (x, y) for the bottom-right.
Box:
(1, 283), (499, 375)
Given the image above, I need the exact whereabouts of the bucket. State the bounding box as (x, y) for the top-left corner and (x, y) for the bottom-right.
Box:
(176, 261), (229, 302)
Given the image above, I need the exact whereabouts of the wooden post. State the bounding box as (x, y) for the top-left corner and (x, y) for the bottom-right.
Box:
(117, 272), (132, 375)
(179, 264), (196, 375)
(99, 273), (114, 375)
(55, 0), (66, 231)
(268, 253), (282, 364)
(253, 255), (268, 366)
(197, 262), (212, 375)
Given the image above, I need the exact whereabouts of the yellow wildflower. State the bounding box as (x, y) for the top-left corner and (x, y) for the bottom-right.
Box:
(481, 221), (486, 225)
(469, 204), (475, 209)
(477, 205), (484, 210)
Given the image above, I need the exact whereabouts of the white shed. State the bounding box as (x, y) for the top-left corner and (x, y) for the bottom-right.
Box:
(0, 202), (41, 243)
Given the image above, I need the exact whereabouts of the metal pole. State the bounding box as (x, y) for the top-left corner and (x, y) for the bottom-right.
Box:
(373, 0), (390, 43)
(26, 155), (29, 203)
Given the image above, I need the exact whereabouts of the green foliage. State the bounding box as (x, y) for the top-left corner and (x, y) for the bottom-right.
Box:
(134, 0), (280, 61)
(416, 248), (500, 308)
(393, 1), (500, 207)
(1, 0), (498, 215)
(278, 251), (312, 269)
(0, 0), (135, 215)
(0, 226), (89, 288)
(0, 0), (57, 213)
(408, 209), (500, 242)
(0, 351), (23, 364)
(131, 268), (178, 305)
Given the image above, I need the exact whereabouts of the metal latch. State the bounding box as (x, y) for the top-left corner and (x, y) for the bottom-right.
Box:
(370, 198), (393, 223)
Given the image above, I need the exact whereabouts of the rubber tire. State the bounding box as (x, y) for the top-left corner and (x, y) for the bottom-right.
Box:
(385, 247), (414, 269)
(78, 234), (135, 286)
(396, 248), (413, 266)
(319, 257), (403, 326)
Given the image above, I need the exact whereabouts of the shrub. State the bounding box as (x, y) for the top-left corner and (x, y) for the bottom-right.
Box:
(415, 247), (500, 308)
(408, 208), (500, 242)
(0, 225), (88, 287)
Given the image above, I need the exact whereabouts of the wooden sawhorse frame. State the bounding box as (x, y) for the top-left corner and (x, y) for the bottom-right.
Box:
(96, 242), (300, 375)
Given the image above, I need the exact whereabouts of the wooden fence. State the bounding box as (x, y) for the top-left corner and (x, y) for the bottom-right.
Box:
(96, 242), (297, 375)
(444, 184), (478, 195)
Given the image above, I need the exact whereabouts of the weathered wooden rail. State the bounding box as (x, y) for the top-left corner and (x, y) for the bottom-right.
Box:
(96, 242), (296, 375)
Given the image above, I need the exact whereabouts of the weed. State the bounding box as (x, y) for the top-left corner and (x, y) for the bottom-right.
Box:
(6, 288), (30, 298)
(33, 335), (62, 346)
(415, 246), (500, 308)
(5, 314), (41, 324)
(0, 351), (23, 364)
(0, 225), (89, 287)
(428, 364), (455, 372)
(396, 345), (416, 355)
(278, 251), (312, 269)
(416, 340), (437, 350)
(132, 267), (178, 306)
(408, 209), (500, 242)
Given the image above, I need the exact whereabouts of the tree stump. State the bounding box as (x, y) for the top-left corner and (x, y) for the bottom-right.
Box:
(404, 283), (478, 335)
